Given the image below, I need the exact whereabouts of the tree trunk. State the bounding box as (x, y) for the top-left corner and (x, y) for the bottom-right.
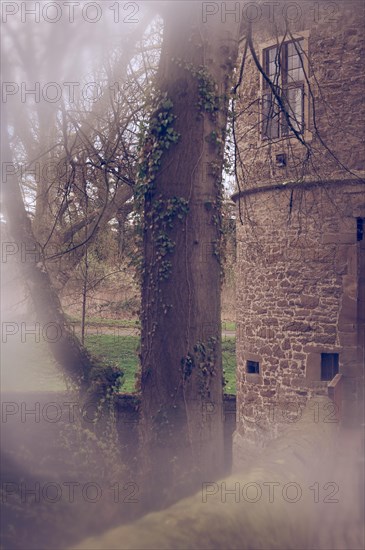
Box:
(1, 108), (94, 392)
(139, 2), (240, 497)
(81, 248), (88, 346)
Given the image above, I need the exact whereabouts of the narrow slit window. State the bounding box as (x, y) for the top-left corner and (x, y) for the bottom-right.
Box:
(246, 360), (260, 374)
(321, 353), (339, 381)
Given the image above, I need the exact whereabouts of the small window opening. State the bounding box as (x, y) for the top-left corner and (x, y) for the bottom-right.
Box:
(246, 360), (260, 374)
(276, 153), (287, 167)
(357, 218), (364, 241)
(321, 353), (339, 381)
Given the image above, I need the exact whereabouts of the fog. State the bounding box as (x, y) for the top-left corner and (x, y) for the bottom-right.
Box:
(1, 1), (364, 549)
(1, 4), (152, 548)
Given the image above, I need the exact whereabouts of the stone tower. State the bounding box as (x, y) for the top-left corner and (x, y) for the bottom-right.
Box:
(232, 0), (365, 452)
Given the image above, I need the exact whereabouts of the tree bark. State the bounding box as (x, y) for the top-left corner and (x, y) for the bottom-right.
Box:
(139, 1), (240, 497)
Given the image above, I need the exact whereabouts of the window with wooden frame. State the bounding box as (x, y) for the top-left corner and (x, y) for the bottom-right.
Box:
(262, 39), (306, 139)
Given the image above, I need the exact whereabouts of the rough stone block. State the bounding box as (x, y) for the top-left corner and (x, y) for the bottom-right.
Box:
(282, 339), (291, 350)
(261, 389), (276, 398)
(284, 321), (312, 332)
(312, 334), (336, 345)
(298, 295), (320, 308)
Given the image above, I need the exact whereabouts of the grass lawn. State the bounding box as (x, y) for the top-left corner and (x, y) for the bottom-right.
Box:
(85, 334), (236, 394)
(85, 334), (140, 393)
(1, 331), (236, 395)
(222, 336), (236, 394)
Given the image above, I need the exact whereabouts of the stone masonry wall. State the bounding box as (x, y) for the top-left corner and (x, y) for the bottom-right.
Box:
(235, 182), (364, 447)
(234, 0), (365, 188)
(233, 1), (365, 449)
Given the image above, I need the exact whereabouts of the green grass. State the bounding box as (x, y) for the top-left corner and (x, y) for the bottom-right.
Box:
(1, 331), (236, 395)
(222, 321), (236, 332)
(84, 334), (236, 395)
(222, 336), (236, 393)
(85, 334), (140, 393)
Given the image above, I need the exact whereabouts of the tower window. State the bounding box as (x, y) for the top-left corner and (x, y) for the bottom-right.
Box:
(262, 40), (305, 139)
(321, 353), (339, 381)
(246, 360), (260, 374)
(357, 218), (364, 241)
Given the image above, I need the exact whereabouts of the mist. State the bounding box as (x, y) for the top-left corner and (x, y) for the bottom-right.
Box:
(1, 1), (364, 549)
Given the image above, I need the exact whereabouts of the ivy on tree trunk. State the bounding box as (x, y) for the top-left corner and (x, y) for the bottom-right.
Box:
(138, 1), (240, 498)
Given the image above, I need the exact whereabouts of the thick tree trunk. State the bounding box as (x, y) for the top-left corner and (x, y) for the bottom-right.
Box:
(139, 2), (239, 496)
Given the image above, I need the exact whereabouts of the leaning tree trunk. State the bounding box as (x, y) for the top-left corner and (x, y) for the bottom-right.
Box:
(1, 107), (95, 392)
(139, 1), (240, 497)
